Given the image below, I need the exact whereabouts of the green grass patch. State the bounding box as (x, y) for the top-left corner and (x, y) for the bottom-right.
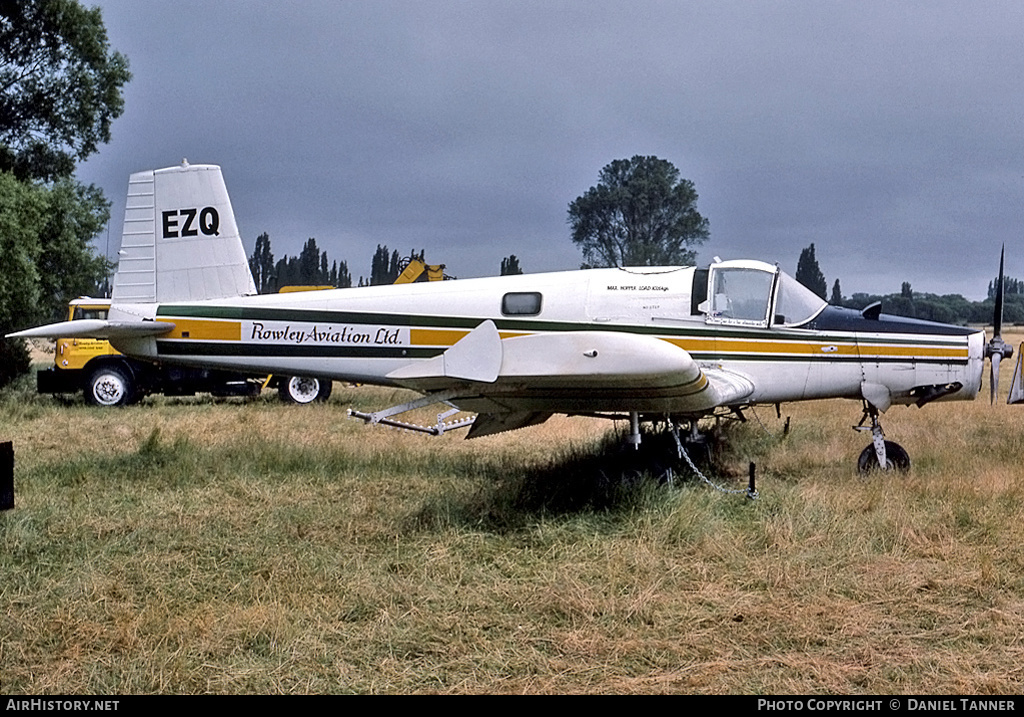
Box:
(4, 385), (1024, 693)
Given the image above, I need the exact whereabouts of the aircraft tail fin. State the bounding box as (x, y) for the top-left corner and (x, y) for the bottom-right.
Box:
(111, 161), (256, 304)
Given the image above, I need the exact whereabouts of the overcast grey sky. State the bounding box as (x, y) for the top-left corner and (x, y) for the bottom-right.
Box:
(77, 0), (1024, 299)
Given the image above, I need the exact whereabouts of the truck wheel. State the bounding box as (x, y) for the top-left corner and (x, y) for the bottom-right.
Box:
(279, 376), (332, 404)
(86, 366), (136, 407)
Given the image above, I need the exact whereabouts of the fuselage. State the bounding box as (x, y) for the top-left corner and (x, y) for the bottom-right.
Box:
(108, 260), (985, 417)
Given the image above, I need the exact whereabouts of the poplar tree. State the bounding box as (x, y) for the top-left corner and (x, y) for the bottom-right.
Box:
(500, 255), (523, 275)
(796, 243), (828, 301)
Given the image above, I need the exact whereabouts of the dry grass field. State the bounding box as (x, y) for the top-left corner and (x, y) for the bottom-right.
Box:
(4, 332), (1024, 694)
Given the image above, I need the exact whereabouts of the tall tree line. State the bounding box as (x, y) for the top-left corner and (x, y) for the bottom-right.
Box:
(250, 237), (454, 293)
(249, 234), (353, 293)
(797, 242), (1024, 325)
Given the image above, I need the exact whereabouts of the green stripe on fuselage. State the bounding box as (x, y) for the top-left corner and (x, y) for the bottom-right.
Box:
(155, 304), (971, 350)
(156, 342), (442, 359)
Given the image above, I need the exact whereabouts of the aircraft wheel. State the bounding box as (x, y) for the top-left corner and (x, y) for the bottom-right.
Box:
(279, 376), (332, 404)
(86, 366), (136, 407)
(857, 441), (911, 474)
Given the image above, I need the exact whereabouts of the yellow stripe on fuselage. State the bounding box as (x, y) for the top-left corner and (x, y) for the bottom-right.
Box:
(664, 336), (966, 360)
(165, 319), (241, 341)
(409, 328), (529, 346)
(409, 328), (467, 346)
(853, 342), (967, 360)
(408, 326), (966, 361)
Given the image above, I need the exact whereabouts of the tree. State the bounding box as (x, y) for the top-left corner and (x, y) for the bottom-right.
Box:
(248, 232), (275, 293)
(989, 276), (1024, 299)
(369, 245), (389, 285)
(334, 259), (352, 288)
(0, 1), (129, 387)
(796, 243), (828, 301)
(35, 177), (112, 320)
(252, 237), (358, 291)
(0, 172), (46, 384)
(830, 279), (843, 306)
(389, 249), (401, 282)
(297, 237), (322, 284)
(369, 244), (404, 285)
(568, 155), (709, 268)
(273, 256), (296, 288)
(1, 0), (131, 182)
(0, 170), (114, 384)
(500, 255), (523, 275)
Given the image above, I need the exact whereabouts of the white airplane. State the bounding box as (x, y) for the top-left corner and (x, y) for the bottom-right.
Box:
(9, 162), (1022, 474)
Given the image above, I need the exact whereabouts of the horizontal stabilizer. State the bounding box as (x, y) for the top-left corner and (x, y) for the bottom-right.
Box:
(7, 319), (175, 340)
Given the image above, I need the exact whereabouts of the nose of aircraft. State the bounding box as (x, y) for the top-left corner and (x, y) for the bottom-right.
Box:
(966, 329), (987, 401)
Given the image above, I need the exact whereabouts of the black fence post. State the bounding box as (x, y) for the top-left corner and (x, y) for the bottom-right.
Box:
(1, 441), (13, 510)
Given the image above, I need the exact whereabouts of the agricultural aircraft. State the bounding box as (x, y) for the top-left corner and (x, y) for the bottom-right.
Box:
(10, 162), (1023, 474)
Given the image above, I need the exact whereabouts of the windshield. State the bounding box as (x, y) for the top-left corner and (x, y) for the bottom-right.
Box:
(774, 271), (827, 326)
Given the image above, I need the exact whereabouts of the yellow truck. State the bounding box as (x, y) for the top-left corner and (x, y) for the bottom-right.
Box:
(37, 297), (332, 406)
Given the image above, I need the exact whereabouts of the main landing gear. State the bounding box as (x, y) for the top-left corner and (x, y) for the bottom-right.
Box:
(623, 412), (758, 499)
(854, 403), (911, 474)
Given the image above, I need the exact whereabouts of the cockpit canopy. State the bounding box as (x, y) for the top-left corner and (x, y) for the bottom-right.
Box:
(704, 260), (827, 328)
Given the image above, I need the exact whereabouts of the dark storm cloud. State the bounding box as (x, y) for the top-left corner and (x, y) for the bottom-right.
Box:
(79, 1), (1024, 298)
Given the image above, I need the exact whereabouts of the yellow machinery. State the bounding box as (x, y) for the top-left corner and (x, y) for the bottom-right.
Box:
(393, 258), (446, 284)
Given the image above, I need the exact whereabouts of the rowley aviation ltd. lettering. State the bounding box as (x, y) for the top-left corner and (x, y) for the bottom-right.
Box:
(248, 322), (407, 346)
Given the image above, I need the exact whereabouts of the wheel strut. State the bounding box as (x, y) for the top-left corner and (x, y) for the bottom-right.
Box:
(854, 403), (911, 474)
(627, 411), (641, 450)
(858, 404), (888, 469)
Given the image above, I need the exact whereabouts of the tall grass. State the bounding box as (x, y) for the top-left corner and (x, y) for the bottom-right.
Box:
(3, 350), (1024, 693)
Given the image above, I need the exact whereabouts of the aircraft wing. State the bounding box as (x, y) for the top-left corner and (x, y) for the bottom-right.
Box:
(6, 319), (175, 340)
(386, 320), (755, 425)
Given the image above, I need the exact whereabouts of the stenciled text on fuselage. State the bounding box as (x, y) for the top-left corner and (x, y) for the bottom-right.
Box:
(248, 322), (405, 346)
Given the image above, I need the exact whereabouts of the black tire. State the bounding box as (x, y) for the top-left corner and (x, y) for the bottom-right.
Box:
(857, 441), (911, 474)
(279, 376), (332, 404)
(86, 365), (136, 407)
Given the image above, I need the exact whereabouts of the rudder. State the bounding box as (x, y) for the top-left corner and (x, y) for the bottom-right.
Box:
(112, 161), (256, 303)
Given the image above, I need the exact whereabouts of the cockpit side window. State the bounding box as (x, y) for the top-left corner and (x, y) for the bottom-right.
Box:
(706, 268), (774, 326)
